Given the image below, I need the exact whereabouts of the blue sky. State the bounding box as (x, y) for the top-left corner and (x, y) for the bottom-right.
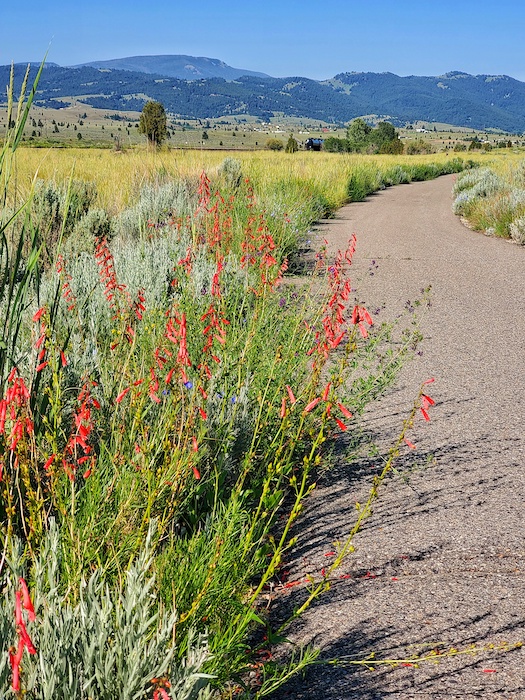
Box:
(2, 0), (524, 81)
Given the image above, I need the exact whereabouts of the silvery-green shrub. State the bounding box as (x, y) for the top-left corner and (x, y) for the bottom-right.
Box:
(114, 181), (197, 239)
(0, 524), (213, 699)
(218, 158), (243, 189)
(65, 208), (113, 257)
(509, 216), (525, 244)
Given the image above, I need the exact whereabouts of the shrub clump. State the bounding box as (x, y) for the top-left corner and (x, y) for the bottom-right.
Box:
(114, 179), (197, 238)
(509, 216), (525, 245)
(451, 161), (525, 238)
(266, 138), (284, 151)
(217, 157), (243, 189)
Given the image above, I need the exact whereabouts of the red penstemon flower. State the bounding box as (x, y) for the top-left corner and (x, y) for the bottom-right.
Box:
(32, 306), (46, 322)
(132, 288), (146, 321)
(211, 255), (224, 298)
(200, 304), (229, 359)
(419, 381), (436, 422)
(1, 370), (34, 454)
(19, 579), (36, 622)
(94, 237), (132, 313)
(43, 454), (55, 471)
(116, 387), (131, 404)
(421, 394), (435, 410)
(196, 170), (212, 214)
(337, 402), (352, 419)
(10, 579), (37, 691)
(304, 397), (321, 413)
(62, 383), (98, 480)
(285, 385), (297, 405)
(351, 305), (373, 338)
(178, 246), (193, 274)
(56, 256), (78, 312)
(149, 367), (161, 403)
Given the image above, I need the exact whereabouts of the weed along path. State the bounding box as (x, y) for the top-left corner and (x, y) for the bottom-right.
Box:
(274, 174), (525, 699)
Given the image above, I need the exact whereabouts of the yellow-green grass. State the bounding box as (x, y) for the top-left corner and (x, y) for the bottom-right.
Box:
(10, 147), (496, 214)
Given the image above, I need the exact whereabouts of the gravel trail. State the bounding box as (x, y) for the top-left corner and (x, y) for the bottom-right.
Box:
(273, 174), (525, 699)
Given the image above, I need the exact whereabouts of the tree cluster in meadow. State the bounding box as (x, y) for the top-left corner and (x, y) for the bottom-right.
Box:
(323, 119), (404, 154)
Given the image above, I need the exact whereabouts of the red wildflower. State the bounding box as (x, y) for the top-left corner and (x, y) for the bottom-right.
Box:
(351, 305), (373, 338)
(304, 397), (321, 413)
(10, 580), (37, 691)
(35, 331), (46, 349)
(32, 307), (45, 322)
(286, 385), (297, 405)
(116, 387), (131, 404)
(19, 579), (36, 622)
(43, 454), (55, 471)
(10, 638), (23, 691)
(421, 394), (435, 410)
(337, 402), (352, 419)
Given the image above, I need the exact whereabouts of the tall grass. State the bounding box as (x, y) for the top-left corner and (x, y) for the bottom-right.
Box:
(9, 148), (479, 213)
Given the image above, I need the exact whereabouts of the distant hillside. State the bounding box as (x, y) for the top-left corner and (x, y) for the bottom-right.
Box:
(73, 55), (271, 81)
(328, 71), (525, 132)
(2, 61), (525, 132)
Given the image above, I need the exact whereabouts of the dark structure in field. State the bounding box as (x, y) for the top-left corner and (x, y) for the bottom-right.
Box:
(305, 138), (323, 151)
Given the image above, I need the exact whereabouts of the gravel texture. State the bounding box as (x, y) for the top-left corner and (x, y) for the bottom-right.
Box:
(271, 174), (525, 699)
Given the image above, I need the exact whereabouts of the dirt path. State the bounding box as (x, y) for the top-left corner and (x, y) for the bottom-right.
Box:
(273, 175), (525, 699)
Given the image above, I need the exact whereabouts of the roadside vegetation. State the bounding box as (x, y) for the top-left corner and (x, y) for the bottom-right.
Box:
(0, 67), (484, 698)
(452, 159), (525, 243)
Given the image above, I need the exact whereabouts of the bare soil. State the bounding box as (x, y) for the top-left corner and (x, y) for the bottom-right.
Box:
(271, 175), (525, 699)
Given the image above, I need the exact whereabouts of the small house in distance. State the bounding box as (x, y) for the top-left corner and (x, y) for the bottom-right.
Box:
(305, 138), (324, 151)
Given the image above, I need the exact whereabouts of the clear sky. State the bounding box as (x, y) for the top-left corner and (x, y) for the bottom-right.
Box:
(1, 0), (524, 81)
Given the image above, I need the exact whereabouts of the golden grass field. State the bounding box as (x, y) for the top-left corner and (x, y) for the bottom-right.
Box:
(10, 147), (516, 214)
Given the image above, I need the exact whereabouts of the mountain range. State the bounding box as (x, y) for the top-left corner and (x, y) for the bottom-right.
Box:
(3, 56), (525, 132)
(73, 55), (270, 81)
